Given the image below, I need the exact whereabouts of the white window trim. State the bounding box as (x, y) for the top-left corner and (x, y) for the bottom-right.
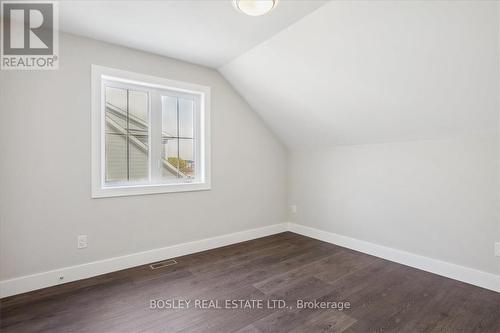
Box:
(91, 65), (211, 198)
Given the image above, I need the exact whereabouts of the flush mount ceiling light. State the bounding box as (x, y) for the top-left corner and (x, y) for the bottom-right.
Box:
(233, 0), (279, 16)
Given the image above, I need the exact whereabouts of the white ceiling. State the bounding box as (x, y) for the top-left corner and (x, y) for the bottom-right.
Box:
(221, 1), (499, 147)
(59, 0), (327, 68)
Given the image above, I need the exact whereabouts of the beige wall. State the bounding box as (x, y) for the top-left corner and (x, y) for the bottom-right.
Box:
(0, 33), (288, 280)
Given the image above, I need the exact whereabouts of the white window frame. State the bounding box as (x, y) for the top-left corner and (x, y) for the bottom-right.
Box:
(91, 65), (211, 198)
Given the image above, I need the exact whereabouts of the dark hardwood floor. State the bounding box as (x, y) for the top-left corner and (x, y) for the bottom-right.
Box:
(1, 232), (499, 332)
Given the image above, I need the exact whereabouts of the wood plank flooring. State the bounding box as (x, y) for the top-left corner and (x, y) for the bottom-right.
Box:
(1, 232), (499, 332)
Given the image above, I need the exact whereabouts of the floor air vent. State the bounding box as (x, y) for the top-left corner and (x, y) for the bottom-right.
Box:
(150, 259), (177, 270)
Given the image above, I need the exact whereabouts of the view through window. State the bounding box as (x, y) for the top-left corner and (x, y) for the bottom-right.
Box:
(103, 80), (200, 187)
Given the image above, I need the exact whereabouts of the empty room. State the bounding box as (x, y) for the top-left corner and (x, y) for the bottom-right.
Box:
(1, 0), (500, 332)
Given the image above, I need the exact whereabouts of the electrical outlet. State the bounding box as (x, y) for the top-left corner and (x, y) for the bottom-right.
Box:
(290, 205), (297, 215)
(495, 242), (500, 257)
(77, 235), (88, 249)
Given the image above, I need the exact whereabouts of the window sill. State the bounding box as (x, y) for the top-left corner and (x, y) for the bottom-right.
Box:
(91, 181), (211, 198)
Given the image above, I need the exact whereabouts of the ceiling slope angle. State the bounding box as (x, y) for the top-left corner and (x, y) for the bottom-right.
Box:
(220, 0), (499, 148)
(59, 0), (328, 68)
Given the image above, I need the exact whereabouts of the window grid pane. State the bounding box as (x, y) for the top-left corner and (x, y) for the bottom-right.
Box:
(161, 96), (195, 181)
(105, 87), (149, 184)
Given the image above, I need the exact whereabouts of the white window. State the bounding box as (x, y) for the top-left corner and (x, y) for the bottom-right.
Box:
(91, 65), (210, 198)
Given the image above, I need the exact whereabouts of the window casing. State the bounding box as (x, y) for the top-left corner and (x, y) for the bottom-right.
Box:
(92, 65), (210, 198)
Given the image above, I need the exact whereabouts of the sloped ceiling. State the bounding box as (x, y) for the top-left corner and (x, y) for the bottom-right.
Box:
(59, 0), (327, 68)
(220, 1), (499, 147)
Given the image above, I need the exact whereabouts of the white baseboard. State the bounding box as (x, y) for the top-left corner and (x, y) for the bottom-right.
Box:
(0, 223), (288, 298)
(2, 222), (498, 298)
(288, 223), (500, 293)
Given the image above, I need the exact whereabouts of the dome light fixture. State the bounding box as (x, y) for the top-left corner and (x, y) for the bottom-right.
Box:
(232, 0), (279, 17)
